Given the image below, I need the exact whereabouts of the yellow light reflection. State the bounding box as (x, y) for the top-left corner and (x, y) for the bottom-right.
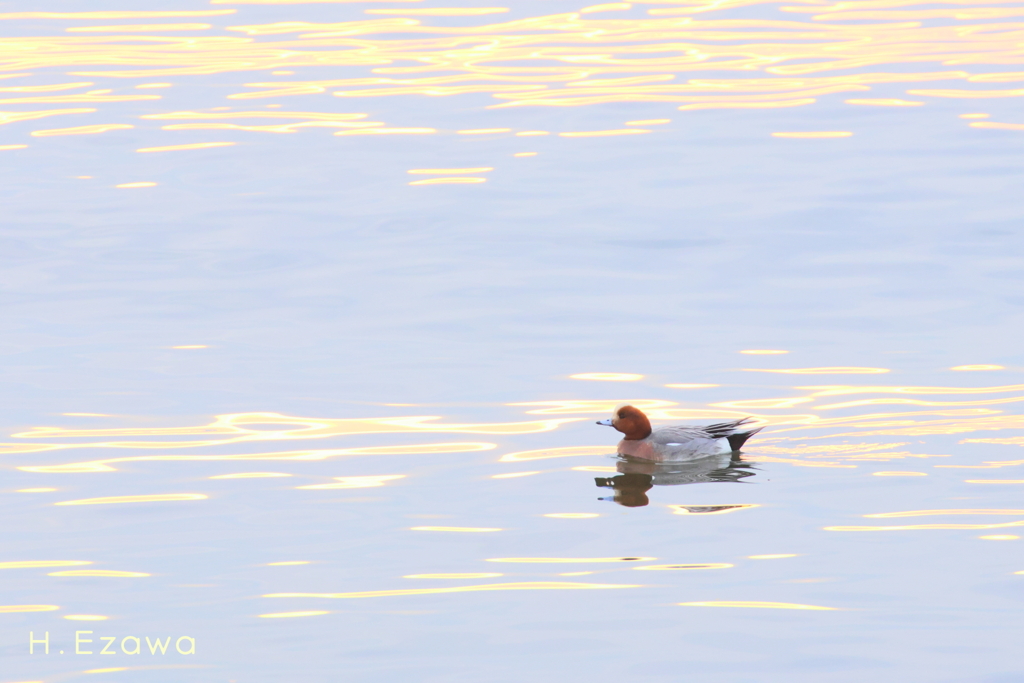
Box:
(31, 124), (133, 136)
(137, 142), (237, 152)
(0, 144), (28, 150)
(267, 561), (310, 565)
(403, 573), (504, 579)
(513, 152), (537, 156)
(571, 465), (616, 472)
(55, 494), (207, 506)
(16, 488), (57, 492)
(49, 570), (149, 577)
(0, 561), (91, 569)
(979, 535), (1018, 540)
(487, 557), (655, 563)
(259, 611), (329, 618)
(772, 132), (853, 138)
(544, 513), (600, 518)
(678, 601), (837, 610)
(115, 182), (157, 189)
(951, 365), (1004, 371)
(66, 24), (214, 32)
(457, 128), (511, 134)
(865, 509), (1024, 518)
(84, 670), (127, 675)
(265, 581), (640, 599)
(966, 480), (1024, 484)
(491, 471), (541, 478)
(297, 474), (405, 489)
(626, 118), (669, 124)
(172, 345), (208, 349)
(0, 10), (236, 18)
(960, 113), (989, 119)
(64, 615), (108, 621)
(0, 605), (59, 613)
(365, 8), (509, 15)
(408, 167), (492, 174)
(569, 373), (643, 381)
(410, 526), (501, 532)
(749, 554), (798, 559)
(635, 563), (733, 570)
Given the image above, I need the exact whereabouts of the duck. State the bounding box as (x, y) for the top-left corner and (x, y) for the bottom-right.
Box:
(596, 405), (762, 462)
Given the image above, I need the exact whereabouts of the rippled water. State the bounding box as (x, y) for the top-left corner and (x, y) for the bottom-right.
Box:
(3, 1), (1024, 681)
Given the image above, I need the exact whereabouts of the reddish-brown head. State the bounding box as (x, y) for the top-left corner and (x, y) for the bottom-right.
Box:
(610, 405), (652, 441)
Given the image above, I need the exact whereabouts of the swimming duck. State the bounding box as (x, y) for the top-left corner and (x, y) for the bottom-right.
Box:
(597, 405), (762, 461)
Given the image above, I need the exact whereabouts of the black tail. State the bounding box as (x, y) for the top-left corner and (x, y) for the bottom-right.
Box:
(727, 427), (762, 452)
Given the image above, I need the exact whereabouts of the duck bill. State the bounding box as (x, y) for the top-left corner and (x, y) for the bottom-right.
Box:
(596, 419), (614, 427)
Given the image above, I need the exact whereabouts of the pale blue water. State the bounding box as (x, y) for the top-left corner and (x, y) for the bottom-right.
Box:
(2, 1), (1024, 681)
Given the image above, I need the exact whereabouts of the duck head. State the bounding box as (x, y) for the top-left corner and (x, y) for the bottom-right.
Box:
(596, 405), (652, 441)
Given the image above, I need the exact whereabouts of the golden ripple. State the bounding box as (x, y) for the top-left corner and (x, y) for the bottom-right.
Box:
(115, 182), (157, 189)
(826, 521), (1024, 531)
(267, 561), (310, 566)
(513, 152), (537, 156)
(960, 113), (990, 119)
(569, 373), (643, 381)
(366, 7), (509, 15)
(511, 399), (673, 414)
(64, 615), (108, 621)
(55, 494), (207, 506)
(486, 557), (654, 563)
(0, 144), (28, 150)
(136, 142), (236, 152)
(265, 582), (641, 599)
(0, 10), (236, 18)
(48, 570), (149, 577)
(16, 488), (57, 492)
(66, 24), (214, 32)
(966, 480), (1024, 484)
(31, 124), (133, 136)
(0, 605), (59, 612)
(951, 365), (1004, 371)
(979, 535), (1019, 540)
(491, 471), (541, 478)
(678, 601), (837, 611)
(864, 509), (1024, 518)
(571, 466), (616, 472)
(298, 474), (405, 489)
(0, 561), (91, 569)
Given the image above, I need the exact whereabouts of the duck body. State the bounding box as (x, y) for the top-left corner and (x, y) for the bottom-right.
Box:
(597, 405), (762, 462)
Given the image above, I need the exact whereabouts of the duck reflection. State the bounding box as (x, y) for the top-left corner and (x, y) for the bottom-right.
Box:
(595, 453), (757, 508)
